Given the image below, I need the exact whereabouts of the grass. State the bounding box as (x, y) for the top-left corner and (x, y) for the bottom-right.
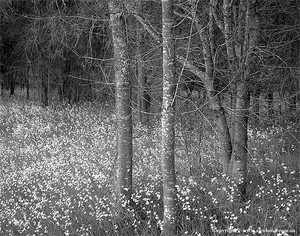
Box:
(0, 96), (299, 235)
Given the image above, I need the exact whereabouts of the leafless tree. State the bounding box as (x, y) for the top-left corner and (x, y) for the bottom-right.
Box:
(161, 0), (178, 234)
(108, 0), (133, 214)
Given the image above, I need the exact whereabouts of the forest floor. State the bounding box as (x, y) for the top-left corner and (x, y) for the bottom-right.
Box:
(0, 96), (299, 236)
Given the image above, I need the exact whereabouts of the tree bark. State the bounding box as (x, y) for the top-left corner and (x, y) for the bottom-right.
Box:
(0, 79), (3, 95)
(174, 2), (233, 175)
(108, 0), (133, 213)
(41, 69), (48, 107)
(267, 91), (274, 120)
(230, 82), (249, 201)
(136, 0), (148, 124)
(227, 0), (258, 200)
(9, 72), (15, 96)
(252, 87), (260, 124)
(193, 9), (233, 175)
(26, 75), (30, 100)
(61, 53), (72, 103)
(289, 94), (297, 112)
(136, 43), (147, 124)
(161, 0), (178, 234)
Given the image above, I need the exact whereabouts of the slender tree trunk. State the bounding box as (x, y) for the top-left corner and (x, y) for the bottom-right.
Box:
(26, 66), (30, 100)
(278, 93), (282, 120)
(176, 55), (233, 174)
(200, 31), (232, 175)
(289, 94), (297, 122)
(9, 73), (15, 96)
(267, 91), (274, 120)
(108, 0), (133, 213)
(41, 69), (48, 107)
(227, 0), (258, 200)
(1, 79), (3, 95)
(136, 36), (147, 124)
(161, 0), (178, 234)
(252, 87), (260, 124)
(136, 0), (148, 124)
(230, 82), (249, 201)
(190, 6), (233, 174)
(0, 66), (4, 95)
(223, 0), (237, 68)
(61, 54), (72, 103)
(26, 78), (30, 100)
(59, 77), (64, 103)
(223, 0), (241, 148)
(21, 71), (25, 90)
(289, 94), (297, 112)
(174, 2), (234, 174)
(229, 84), (237, 130)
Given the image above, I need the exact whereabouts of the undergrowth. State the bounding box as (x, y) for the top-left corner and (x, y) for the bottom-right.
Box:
(0, 97), (299, 235)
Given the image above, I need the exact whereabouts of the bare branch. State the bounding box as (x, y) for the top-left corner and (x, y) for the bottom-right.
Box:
(133, 9), (207, 85)
(176, 55), (206, 81)
(132, 14), (161, 43)
(210, 0), (224, 32)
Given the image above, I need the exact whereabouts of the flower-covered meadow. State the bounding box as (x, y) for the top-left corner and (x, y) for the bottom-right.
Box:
(0, 97), (299, 235)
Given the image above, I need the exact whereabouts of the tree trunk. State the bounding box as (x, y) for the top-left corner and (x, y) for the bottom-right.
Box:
(26, 79), (30, 100)
(252, 88), (260, 124)
(21, 71), (25, 90)
(61, 53), (72, 103)
(189, 7), (233, 175)
(136, 40), (148, 124)
(41, 70), (48, 107)
(144, 86), (152, 123)
(0, 65), (4, 95)
(230, 82), (249, 201)
(26, 66), (30, 100)
(108, 0), (133, 213)
(161, 0), (178, 235)
(228, 0), (258, 200)
(1, 80), (3, 95)
(9, 73), (15, 96)
(177, 56), (233, 175)
(200, 29), (233, 175)
(289, 94), (297, 122)
(136, 0), (148, 125)
(267, 91), (274, 120)
(289, 94), (297, 112)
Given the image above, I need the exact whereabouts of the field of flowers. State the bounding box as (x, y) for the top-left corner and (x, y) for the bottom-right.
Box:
(0, 97), (299, 236)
